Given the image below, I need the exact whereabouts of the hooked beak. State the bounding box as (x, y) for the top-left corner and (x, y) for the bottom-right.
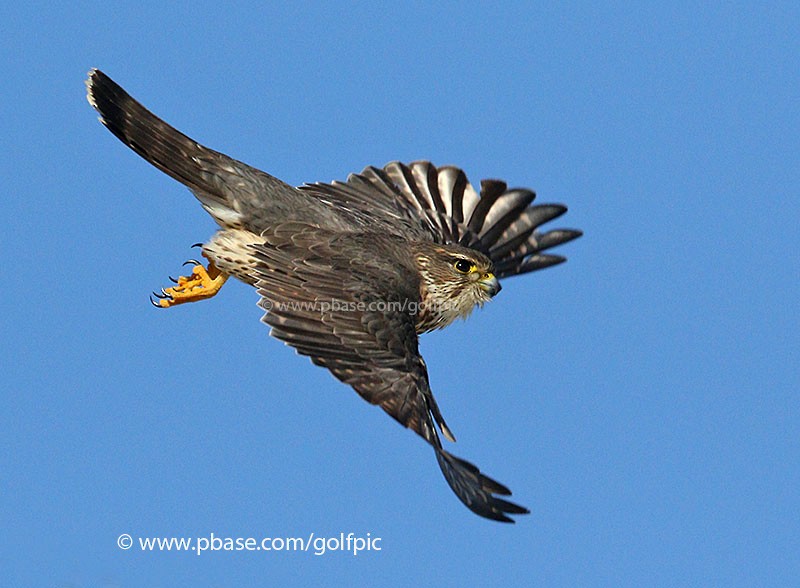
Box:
(478, 272), (501, 297)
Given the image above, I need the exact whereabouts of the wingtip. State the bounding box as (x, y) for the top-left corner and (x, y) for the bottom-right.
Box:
(86, 67), (102, 89)
(85, 68), (110, 112)
(85, 68), (98, 107)
(434, 447), (529, 523)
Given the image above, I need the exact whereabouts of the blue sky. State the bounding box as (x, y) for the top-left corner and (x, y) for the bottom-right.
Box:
(2, 2), (798, 586)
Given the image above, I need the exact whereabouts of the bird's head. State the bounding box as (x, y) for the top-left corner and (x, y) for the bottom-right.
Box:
(412, 242), (500, 333)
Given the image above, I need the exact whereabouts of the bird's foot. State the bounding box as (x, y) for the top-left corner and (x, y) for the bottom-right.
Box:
(151, 259), (228, 308)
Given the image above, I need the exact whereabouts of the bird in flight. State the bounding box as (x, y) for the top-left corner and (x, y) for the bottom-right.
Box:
(86, 69), (581, 522)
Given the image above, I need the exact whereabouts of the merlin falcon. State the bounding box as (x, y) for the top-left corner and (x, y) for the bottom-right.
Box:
(86, 69), (581, 522)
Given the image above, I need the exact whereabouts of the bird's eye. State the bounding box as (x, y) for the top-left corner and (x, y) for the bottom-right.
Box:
(453, 259), (474, 274)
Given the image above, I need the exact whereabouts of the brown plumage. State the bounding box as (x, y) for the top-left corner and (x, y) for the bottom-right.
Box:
(86, 68), (581, 522)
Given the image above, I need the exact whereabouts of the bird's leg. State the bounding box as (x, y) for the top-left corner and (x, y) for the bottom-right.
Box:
(151, 257), (228, 308)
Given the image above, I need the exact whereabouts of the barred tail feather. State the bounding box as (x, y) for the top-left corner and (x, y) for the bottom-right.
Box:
(375, 161), (582, 278)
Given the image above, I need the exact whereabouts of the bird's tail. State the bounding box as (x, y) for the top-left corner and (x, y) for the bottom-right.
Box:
(324, 161), (582, 279)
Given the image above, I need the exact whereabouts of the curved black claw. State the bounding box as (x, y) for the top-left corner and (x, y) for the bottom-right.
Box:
(168, 276), (179, 284)
(150, 294), (167, 308)
(151, 290), (171, 300)
(191, 242), (204, 249)
(183, 259), (202, 267)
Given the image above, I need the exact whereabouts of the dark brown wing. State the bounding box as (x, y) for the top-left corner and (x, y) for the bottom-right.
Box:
(252, 223), (528, 522)
(302, 161), (582, 279)
(85, 69), (344, 233)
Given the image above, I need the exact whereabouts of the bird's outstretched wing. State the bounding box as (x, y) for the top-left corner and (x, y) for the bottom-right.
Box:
(253, 223), (529, 522)
(304, 161), (582, 278)
(85, 69), (336, 231)
(86, 69), (580, 271)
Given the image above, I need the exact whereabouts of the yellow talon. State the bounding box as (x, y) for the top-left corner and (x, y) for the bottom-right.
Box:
(156, 261), (228, 307)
